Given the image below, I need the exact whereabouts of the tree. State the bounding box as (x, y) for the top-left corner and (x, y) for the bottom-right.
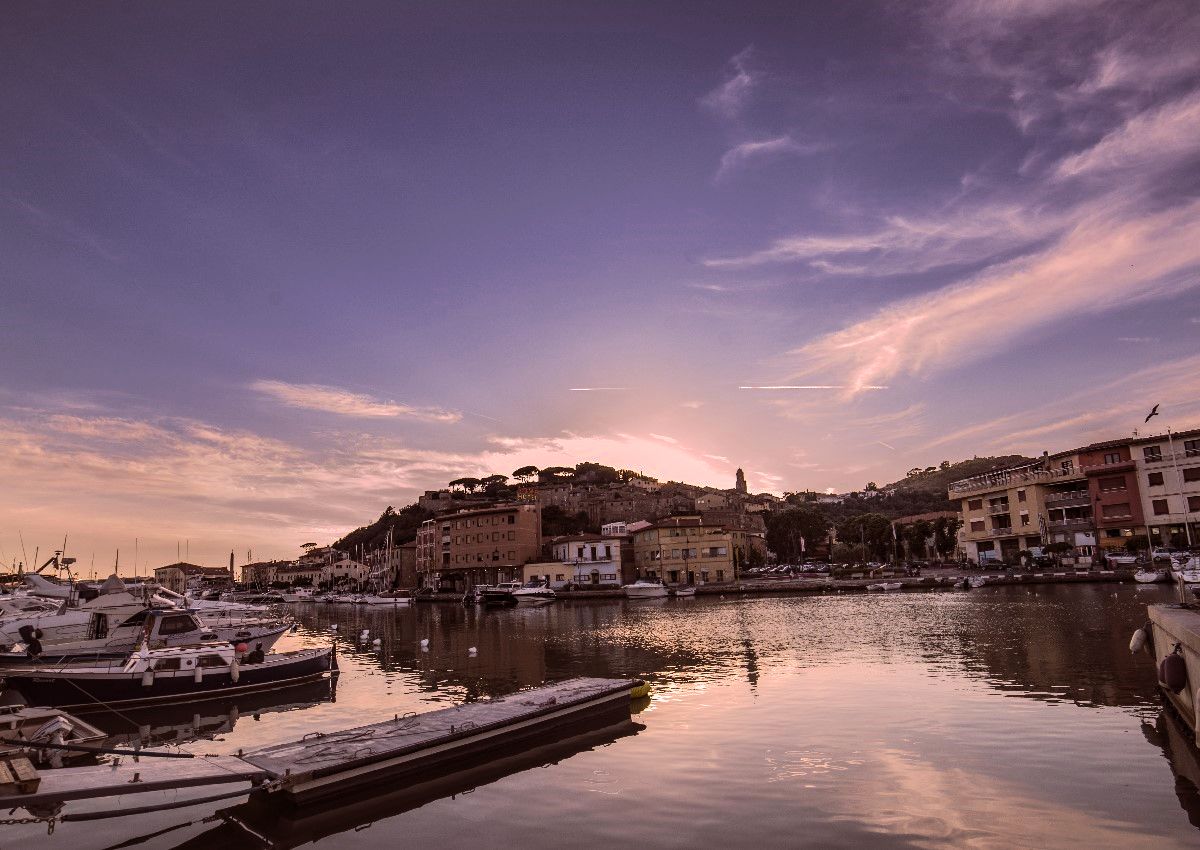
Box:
(538, 466), (575, 483)
(448, 477), (482, 493)
(903, 520), (932, 560)
(541, 505), (595, 537)
(512, 465), (540, 483)
(865, 482), (878, 491)
(838, 513), (894, 561)
(766, 507), (831, 563)
(481, 474), (508, 487)
(1044, 541), (1073, 566)
(1125, 534), (1150, 555)
(574, 462), (620, 485)
(931, 516), (961, 559)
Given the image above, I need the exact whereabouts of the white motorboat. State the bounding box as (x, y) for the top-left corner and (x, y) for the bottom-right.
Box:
(623, 579), (669, 599)
(1134, 568), (1168, 584)
(0, 581), (155, 648)
(511, 580), (556, 606)
(672, 586), (697, 597)
(967, 576), (988, 588)
(867, 582), (903, 591)
(279, 588), (317, 603)
(463, 585), (494, 604)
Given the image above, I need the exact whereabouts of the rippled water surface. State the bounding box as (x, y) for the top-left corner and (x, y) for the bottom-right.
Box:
(13, 583), (1200, 849)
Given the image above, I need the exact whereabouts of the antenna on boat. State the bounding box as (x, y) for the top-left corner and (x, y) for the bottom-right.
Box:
(19, 530), (29, 572)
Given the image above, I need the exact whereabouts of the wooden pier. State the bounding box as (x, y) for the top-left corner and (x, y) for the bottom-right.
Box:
(0, 677), (640, 810)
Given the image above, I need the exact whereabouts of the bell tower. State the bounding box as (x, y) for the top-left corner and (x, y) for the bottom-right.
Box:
(735, 467), (747, 494)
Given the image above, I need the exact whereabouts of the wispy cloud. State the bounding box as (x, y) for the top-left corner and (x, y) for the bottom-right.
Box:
(700, 47), (756, 120)
(715, 135), (825, 180)
(739, 385), (889, 390)
(1117, 337), (1157, 343)
(568, 387), (627, 392)
(649, 433), (679, 444)
(250, 380), (460, 422)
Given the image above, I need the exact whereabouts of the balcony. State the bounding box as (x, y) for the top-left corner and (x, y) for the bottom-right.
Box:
(987, 504), (1011, 515)
(949, 464), (1084, 497)
(1045, 490), (1089, 506)
(1047, 518), (1093, 531)
(1085, 460), (1137, 475)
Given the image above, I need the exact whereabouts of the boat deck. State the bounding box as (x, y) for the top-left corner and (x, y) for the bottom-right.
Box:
(1147, 603), (1200, 745)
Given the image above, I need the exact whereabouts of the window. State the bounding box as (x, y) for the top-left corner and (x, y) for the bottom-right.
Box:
(604, 545), (612, 559)
(1148, 472), (1165, 486)
(1020, 513), (1030, 526)
(970, 520), (985, 532)
(1184, 467), (1200, 482)
(1098, 476), (1126, 492)
(967, 499), (982, 511)
(1189, 496), (1200, 512)
(1103, 452), (1122, 465)
(1101, 503), (1132, 519)
(1144, 446), (1163, 462)
(716, 570), (725, 581)
(508, 515), (515, 524)
(1186, 440), (1200, 458)
(198, 654), (227, 668)
(157, 615), (197, 636)
(1017, 489), (1027, 503)
(1153, 499), (1170, 515)
(701, 571), (710, 582)
(1061, 460), (1073, 472)
(152, 657), (182, 671)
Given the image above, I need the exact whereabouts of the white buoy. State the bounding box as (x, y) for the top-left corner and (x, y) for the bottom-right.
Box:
(468, 646), (477, 656)
(330, 624), (339, 631)
(373, 638), (382, 647)
(1130, 627), (1147, 654)
(419, 638), (430, 648)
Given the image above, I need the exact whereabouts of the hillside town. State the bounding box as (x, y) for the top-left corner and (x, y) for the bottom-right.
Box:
(197, 425), (1200, 594)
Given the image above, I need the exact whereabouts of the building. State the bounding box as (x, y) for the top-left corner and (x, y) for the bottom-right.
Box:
(951, 454), (1082, 564)
(695, 492), (729, 511)
(1078, 440), (1148, 554)
(630, 516), (764, 585)
(543, 532), (633, 586)
(1131, 428), (1200, 548)
(735, 468), (747, 495)
(274, 562), (325, 586)
(416, 503), (542, 591)
(153, 562), (233, 594)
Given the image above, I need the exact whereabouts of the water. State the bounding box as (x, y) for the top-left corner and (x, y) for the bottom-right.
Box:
(11, 583), (1200, 849)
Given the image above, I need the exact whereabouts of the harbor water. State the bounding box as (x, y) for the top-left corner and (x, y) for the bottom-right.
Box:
(10, 582), (1200, 848)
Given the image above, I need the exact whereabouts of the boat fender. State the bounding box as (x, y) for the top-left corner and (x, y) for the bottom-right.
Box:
(1159, 644), (1188, 694)
(230, 658), (240, 682)
(1130, 628), (1147, 654)
(468, 646), (477, 656)
(141, 669), (154, 687)
(373, 638), (383, 648)
(194, 666), (203, 683)
(630, 682), (652, 700)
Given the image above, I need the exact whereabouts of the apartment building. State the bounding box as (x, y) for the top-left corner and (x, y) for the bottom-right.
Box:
(951, 452), (1088, 564)
(1078, 440), (1148, 553)
(531, 532), (634, 586)
(630, 516), (763, 584)
(1131, 428), (1200, 548)
(415, 503), (542, 591)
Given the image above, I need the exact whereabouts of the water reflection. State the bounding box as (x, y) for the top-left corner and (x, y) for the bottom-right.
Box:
(11, 585), (1200, 849)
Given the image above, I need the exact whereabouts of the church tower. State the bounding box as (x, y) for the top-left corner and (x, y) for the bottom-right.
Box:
(735, 467), (747, 494)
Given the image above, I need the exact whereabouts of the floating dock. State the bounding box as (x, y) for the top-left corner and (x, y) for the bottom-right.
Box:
(0, 677), (641, 810)
(1147, 604), (1200, 743)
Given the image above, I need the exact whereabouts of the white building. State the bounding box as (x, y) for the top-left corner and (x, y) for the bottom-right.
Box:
(1133, 430), (1200, 547)
(545, 533), (626, 587)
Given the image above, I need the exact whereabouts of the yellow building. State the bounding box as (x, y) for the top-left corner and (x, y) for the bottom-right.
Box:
(630, 516), (762, 584)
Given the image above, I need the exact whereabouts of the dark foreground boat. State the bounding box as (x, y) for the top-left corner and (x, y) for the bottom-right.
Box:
(0, 642), (336, 711)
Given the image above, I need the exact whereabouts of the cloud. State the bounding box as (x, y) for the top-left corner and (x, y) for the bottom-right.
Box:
(739, 385), (888, 390)
(792, 196), (1200, 394)
(568, 387), (627, 392)
(1116, 337), (1156, 343)
(649, 433), (679, 444)
(704, 204), (1051, 275)
(715, 135), (825, 180)
(700, 47), (756, 120)
(1054, 89), (1200, 180)
(250, 379), (460, 422)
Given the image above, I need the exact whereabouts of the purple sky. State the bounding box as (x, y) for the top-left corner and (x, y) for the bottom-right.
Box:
(4, 1), (1200, 572)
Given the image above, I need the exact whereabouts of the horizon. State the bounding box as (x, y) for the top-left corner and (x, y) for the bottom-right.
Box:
(5, 1), (1200, 571)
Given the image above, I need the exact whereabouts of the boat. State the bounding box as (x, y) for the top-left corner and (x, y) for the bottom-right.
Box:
(1134, 568), (1169, 584)
(622, 579), (669, 599)
(279, 588), (316, 603)
(463, 585), (494, 604)
(672, 586), (697, 597)
(0, 641), (337, 711)
(0, 608), (289, 665)
(480, 582), (521, 606)
(511, 580), (556, 606)
(0, 577), (159, 648)
(1106, 553), (1138, 567)
(0, 705), (108, 767)
(1171, 556), (1200, 584)
(1142, 605), (1200, 746)
(354, 593), (411, 606)
(967, 576), (988, 588)
(867, 582), (903, 591)
(219, 590), (287, 605)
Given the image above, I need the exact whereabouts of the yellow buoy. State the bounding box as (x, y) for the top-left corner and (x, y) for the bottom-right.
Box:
(630, 682), (652, 700)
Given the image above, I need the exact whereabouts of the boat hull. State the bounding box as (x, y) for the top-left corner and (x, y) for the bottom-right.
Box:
(623, 586), (669, 599)
(0, 648), (335, 711)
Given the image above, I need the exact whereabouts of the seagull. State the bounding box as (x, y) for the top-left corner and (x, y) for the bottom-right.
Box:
(1145, 404), (1160, 423)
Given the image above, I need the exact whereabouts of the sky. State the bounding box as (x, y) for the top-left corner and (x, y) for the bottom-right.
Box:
(3, 0), (1200, 572)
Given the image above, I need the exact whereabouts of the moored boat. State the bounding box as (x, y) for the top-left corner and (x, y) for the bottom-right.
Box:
(622, 578), (669, 599)
(0, 642), (337, 711)
(1135, 568), (1169, 584)
(867, 582), (903, 591)
(672, 585), (697, 597)
(354, 592), (412, 606)
(480, 582), (521, 606)
(511, 580), (556, 606)
(0, 705), (108, 767)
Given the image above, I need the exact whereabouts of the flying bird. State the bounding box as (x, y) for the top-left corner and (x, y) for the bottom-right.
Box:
(1144, 404), (1160, 423)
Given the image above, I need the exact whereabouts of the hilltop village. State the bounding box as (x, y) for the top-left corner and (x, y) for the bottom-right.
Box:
(161, 426), (1199, 596)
